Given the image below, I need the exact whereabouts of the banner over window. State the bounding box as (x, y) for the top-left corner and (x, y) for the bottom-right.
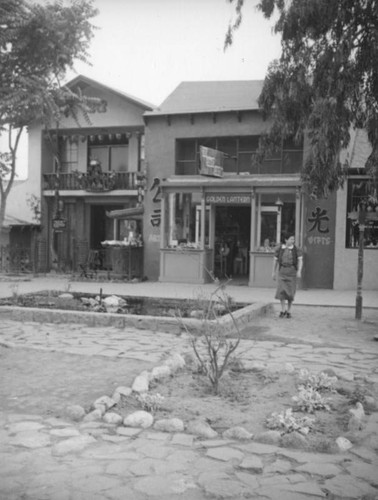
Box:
(199, 146), (224, 178)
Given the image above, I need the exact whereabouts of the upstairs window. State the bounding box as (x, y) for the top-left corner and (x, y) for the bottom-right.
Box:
(88, 133), (129, 172)
(58, 136), (78, 173)
(175, 136), (303, 175)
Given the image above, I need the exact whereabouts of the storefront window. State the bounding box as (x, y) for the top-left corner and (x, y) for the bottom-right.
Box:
(165, 192), (209, 249)
(346, 178), (378, 249)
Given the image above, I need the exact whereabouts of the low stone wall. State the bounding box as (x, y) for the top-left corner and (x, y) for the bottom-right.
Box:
(0, 302), (273, 333)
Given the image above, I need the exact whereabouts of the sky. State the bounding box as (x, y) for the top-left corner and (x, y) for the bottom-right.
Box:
(15, 0), (282, 178)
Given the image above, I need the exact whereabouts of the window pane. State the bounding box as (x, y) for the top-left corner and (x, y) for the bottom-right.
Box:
(111, 145), (128, 171)
(239, 136), (259, 151)
(59, 137), (78, 173)
(89, 146), (109, 171)
(177, 139), (196, 160)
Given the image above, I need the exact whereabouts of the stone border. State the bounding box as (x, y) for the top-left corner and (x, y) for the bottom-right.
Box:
(0, 301), (273, 333)
(68, 352), (255, 442)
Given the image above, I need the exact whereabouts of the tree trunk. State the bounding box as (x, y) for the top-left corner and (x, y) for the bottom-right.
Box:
(0, 194), (7, 246)
(355, 218), (365, 320)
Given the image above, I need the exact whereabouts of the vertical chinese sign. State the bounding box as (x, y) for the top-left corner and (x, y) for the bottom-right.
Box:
(303, 193), (336, 288)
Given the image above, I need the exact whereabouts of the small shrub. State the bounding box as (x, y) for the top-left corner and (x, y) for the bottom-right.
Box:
(266, 408), (315, 435)
(298, 369), (337, 392)
(136, 393), (164, 413)
(292, 386), (331, 413)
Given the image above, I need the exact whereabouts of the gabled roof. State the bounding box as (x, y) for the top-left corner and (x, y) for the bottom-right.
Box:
(145, 80), (264, 117)
(66, 75), (155, 111)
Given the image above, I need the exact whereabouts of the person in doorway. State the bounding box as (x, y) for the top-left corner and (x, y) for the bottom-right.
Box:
(272, 233), (303, 318)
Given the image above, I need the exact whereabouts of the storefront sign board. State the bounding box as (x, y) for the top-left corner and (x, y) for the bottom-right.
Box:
(52, 218), (67, 232)
(199, 146), (224, 178)
(205, 193), (251, 205)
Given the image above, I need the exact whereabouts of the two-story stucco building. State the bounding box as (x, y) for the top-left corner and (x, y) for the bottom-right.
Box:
(142, 80), (378, 290)
(29, 75), (154, 274)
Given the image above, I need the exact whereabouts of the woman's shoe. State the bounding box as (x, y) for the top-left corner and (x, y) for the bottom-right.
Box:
(286, 312), (292, 319)
(279, 311), (286, 318)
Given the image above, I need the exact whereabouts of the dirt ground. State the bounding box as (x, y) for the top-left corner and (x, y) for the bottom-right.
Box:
(0, 346), (155, 417)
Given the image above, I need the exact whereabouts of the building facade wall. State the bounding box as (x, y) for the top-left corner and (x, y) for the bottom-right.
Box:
(144, 111), (282, 281)
(30, 81), (149, 272)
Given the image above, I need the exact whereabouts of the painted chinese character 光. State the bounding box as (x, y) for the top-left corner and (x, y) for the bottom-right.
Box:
(308, 206), (330, 233)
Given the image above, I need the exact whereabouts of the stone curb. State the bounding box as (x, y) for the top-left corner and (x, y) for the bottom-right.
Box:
(0, 300), (273, 333)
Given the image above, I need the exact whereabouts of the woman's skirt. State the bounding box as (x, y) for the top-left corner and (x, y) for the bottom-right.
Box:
(275, 266), (297, 301)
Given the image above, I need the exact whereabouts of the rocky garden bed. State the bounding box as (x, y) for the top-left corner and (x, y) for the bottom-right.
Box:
(71, 352), (378, 455)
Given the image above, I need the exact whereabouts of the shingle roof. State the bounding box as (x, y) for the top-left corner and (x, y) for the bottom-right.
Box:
(66, 75), (155, 111)
(145, 80), (264, 116)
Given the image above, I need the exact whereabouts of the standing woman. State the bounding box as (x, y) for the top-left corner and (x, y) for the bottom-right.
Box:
(272, 233), (303, 318)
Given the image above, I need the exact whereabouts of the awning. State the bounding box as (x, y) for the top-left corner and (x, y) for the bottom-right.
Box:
(106, 206), (144, 220)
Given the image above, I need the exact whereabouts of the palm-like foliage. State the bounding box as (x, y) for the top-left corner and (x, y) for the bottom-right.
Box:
(0, 0), (100, 238)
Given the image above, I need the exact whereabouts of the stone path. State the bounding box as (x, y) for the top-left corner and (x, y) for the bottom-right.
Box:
(0, 306), (378, 499)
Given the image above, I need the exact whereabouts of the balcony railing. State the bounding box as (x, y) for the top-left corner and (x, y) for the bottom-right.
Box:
(43, 171), (137, 192)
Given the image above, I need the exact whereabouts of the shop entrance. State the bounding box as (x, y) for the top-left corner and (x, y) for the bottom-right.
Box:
(214, 206), (251, 279)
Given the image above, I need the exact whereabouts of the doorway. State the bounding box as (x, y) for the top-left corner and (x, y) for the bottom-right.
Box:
(214, 206), (251, 279)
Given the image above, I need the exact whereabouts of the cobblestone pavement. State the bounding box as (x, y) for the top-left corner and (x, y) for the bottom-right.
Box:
(0, 305), (378, 499)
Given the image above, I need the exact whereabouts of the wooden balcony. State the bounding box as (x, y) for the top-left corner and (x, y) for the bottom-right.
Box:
(43, 171), (137, 192)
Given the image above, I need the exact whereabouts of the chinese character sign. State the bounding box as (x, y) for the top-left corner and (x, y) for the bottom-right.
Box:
(304, 194), (336, 288)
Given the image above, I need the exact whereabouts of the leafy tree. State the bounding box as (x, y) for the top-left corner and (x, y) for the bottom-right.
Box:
(0, 0), (99, 243)
(225, 0), (378, 198)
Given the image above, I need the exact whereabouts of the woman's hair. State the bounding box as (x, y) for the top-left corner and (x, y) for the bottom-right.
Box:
(282, 232), (295, 243)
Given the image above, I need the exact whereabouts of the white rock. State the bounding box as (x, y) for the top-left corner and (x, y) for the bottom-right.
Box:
(123, 411), (153, 429)
(348, 402), (366, 432)
(58, 293), (74, 300)
(222, 427), (253, 440)
(111, 391), (121, 404)
(335, 436), (353, 452)
(154, 418), (185, 433)
(163, 353), (186, 372)
(83, 409), (103, 422)
(186, 420), (218, 439)
(93, 404), (107, 416)
(113, 386), (132, 398)
(132, 374), (149, 393)
(190, 310), (204, 319)
(103, 412), (123, 425)
(364, 396), (377, 411)
(65, 405), (85, 422)
(103, 295), (127, 307)
(94, 396), (116, 410)
(349, 402), (365, 420)
(151, 365), (171, 381)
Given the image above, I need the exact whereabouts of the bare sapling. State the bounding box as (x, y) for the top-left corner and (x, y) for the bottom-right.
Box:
(177, 280), (241, 394)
